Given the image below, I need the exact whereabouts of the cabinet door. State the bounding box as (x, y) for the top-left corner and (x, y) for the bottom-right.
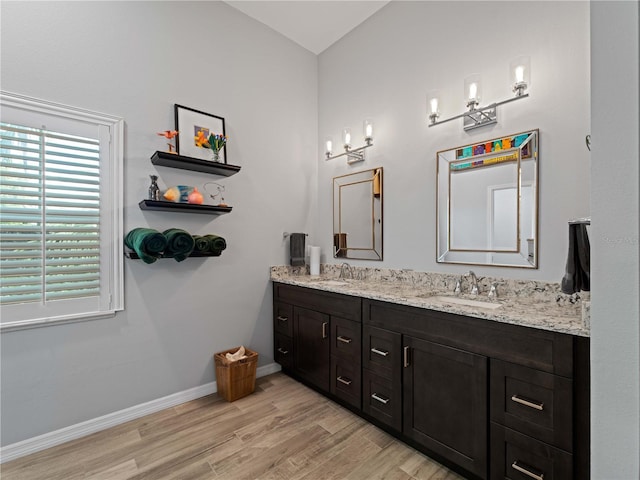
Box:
(403, 336), (488, 479)
(293, 307), (330, 392)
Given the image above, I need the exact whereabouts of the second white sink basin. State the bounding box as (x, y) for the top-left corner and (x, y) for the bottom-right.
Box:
(431, 296), (502, 310)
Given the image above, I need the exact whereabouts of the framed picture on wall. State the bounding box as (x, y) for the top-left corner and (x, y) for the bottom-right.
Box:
(174, 104), (227, 164)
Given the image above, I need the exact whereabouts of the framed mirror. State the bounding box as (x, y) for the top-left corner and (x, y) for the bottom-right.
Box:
(436, 129), (538, 268)
(333, 167), (383, 260)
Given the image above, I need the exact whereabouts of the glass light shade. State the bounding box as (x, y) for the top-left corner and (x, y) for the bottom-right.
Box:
(325, 137), (333, 156)
(510, 56), (531, 95)
(464, 74), (482, 106)
(342, 128), (352, 149)
(427, 90), (440, 115)
(363, 120), (373, 141)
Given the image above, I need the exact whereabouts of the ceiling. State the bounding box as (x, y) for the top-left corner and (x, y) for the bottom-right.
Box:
(224, 1), (390, 55)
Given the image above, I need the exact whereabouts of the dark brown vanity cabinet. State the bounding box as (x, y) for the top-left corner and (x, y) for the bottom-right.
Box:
(403, 336), (488, 478)
(272, 283), (589, 480)
(272, 283), (362, 406)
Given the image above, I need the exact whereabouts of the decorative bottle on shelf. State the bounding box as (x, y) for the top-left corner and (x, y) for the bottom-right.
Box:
(148, 175), (160, 201)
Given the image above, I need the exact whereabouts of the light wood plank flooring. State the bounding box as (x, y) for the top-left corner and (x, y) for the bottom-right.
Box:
(1, 373), (464, 480)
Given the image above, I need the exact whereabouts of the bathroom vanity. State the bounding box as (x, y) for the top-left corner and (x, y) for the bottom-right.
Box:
(271, 269), (589, 480)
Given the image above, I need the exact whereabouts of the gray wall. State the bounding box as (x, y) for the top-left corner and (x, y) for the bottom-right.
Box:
(0, 1), (318, 445)
(590, 1), (640, 478)
(318, 1), (591, 282)
(2, 3), (639, 477)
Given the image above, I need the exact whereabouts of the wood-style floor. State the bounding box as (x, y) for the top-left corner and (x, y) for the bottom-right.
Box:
(0, 373), (464, 480)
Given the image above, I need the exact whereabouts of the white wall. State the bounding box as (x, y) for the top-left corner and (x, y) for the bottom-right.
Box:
(318, 1), (591, 282)
(590, 1), (640, 478)
(0, 1), (318, 446)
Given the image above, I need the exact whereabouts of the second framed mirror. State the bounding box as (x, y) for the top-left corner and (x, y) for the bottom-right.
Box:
(333, 167), (383, 261)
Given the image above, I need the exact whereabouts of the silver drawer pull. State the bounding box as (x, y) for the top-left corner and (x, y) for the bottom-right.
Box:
(511, 461), (544, 480)
(371, 347), (389, 357)
(276, 316), (288, 322)
(277, 348), (289, 355)
(337, 335), (352, 344)
(511, 394), (544, 411)
(371, 393), (389, 405)
(337, 376), (352, 386)
(322, 322), (328, 339)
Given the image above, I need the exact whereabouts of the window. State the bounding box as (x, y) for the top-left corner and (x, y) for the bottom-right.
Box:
(0, 92), (124, 331)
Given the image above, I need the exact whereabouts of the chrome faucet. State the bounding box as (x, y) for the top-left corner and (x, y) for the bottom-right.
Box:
(339, 262), (353, 279)
(465, 271), (479, 295)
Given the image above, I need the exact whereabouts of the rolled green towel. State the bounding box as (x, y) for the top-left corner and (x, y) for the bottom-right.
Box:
(124, 228), (167, 264)
(192, 234), (226, 254)
(162, 228), (195, 262)
(192, 235), (211, 253)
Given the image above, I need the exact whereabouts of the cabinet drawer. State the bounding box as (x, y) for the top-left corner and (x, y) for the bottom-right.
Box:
(274, 301), (293, 336)
(332, 316), (361, 362)
(491, 360), (573, 452)
(490, 423), (572, 480)
(274, 283), (361, 322)
(363, 369), (401, 431)
(363, 325), (401, 380)
(331, 356), (361, 409)
(274, 333), (293, 369)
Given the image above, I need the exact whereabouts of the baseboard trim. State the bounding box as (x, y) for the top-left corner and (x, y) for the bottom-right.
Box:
(0, 362), (281, 463)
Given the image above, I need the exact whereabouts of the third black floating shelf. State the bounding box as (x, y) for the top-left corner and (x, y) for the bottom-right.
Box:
(151, 151), (241, 177)
(139, 199), (232, 215)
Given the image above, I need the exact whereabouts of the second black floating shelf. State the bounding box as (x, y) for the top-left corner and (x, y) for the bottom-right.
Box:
(139, 199), (232, 215)
(151, 151), (241, 177)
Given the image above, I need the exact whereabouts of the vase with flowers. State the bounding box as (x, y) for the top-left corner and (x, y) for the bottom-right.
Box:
(205, 133), (227, 163)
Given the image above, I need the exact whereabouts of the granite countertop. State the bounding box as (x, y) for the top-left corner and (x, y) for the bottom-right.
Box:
(271, 266), (590, 337)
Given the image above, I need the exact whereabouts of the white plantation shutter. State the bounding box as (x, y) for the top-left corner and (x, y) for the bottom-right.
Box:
(0, 92), (123, 330)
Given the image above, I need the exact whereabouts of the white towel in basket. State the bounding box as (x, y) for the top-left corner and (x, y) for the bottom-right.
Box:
(225, 346), (247, 362)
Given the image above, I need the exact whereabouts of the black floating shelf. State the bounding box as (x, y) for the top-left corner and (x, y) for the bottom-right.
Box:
(139, 199), (232, 215)
(151, 151), (241, 177)
(125, 250), (222, 260)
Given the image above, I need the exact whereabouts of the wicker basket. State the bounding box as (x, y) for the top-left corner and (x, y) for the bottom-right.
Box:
(214, 347), (258, 402)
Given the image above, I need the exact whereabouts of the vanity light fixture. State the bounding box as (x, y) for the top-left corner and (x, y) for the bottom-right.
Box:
(428, 57), (530, 131)
(325, 119), (373, 164)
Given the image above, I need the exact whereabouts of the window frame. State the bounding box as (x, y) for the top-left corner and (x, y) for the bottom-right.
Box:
(0, 91), (124, 332)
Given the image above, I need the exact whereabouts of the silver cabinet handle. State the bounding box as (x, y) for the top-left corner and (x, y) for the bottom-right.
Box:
(337, 376), (352, 386)
(277, 348), (289, 355)
(337, 335), (352, 344)
(403, 346), (410, 367)
(371, 393), (390, 405)
(322, 322), (328, 339)
(511, 461), (544, 480)
(276, 315), (288, 322)
(511, 394), (544, 411)
(371, 347), (389, 357)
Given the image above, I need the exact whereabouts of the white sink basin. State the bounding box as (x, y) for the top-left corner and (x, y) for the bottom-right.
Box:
(309, 279), (349, 287)
(431, 296), (502, 310)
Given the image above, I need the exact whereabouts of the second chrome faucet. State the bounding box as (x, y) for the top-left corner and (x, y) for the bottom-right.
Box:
(455, 271), (479, 295)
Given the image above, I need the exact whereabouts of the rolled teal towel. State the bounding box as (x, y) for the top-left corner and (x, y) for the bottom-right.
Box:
(162, 228), (195, 262)
(124, 228), (167, 264)
(193, 234), (226, 254)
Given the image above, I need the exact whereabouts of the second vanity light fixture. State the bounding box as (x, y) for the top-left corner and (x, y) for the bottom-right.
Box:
(325, 120), (373, 164)
(428, 56), (531, 131)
